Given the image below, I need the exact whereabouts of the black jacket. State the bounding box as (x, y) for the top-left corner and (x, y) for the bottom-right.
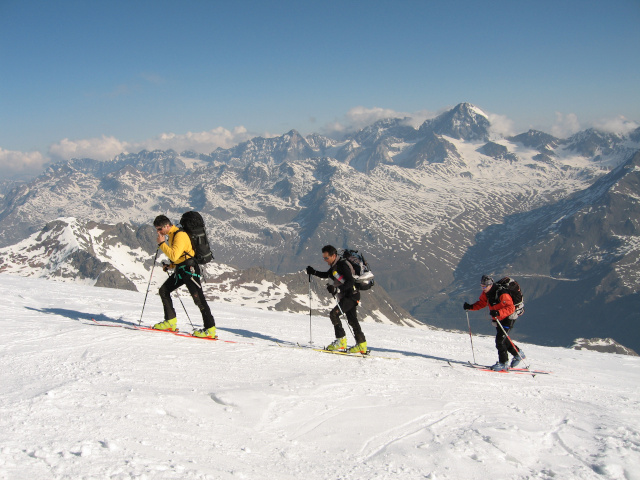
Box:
(314, 258), (360, 300)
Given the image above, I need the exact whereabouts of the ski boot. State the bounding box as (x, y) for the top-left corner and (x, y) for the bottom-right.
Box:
(510, 350), (526, 368)
(491, 361), (508, 371)
(326, 337), (347, 351)
(348, 341), (368, 354)
(193, 326), (217, 339)
(153, 318), (177, 332)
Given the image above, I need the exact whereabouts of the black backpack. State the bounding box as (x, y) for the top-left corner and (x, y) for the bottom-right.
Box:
(179, 211), (214, 264)
(495, 276), (525, 316)
(338, 248), (375, 290)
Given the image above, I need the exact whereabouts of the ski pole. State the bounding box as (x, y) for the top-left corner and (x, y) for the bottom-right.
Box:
(495, 319), (530, 371)
(173, 289), (194, 330)
(139, 248), (160, 325)
(466, 311), (476, 364)
(333, 294), (345, 316)
(308, 273), (314, 345)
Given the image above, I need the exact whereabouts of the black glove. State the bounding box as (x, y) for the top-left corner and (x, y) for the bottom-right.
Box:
(326, 284), (337, 295)
(306, 266), (316, 276)
(489, 310), (499, 319)
(162, 261), (171, 272)
(463, 302), (472, 310)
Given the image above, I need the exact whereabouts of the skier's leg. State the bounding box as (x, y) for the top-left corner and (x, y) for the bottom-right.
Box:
(329, 306), (347, 338)
(342, 298), (365, 344)
(159, 274), (180, 320)
(495, 325), (510, 364)
(184, 269), (215, 329)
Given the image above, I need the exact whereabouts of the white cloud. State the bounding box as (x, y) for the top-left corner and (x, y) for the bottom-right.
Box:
(591, 116), (639, 135)
(45, 126), (254, 165)
(551, 112), (581, 138)
(137, 126), (252, 153)
(487, 113), (515, 137)
(401, 109), (435, 129)
(346, 106), (406, 128)
(1, 126), (254, 180)
(0, 148), (48, 178)
(322, 106), (436, 138)
(49, 136), (130, 162)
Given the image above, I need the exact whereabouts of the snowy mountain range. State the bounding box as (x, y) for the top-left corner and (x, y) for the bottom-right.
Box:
(1, 103), (639, 350)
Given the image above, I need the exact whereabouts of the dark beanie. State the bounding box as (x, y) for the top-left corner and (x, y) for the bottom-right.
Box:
(481, 275), (494, 286)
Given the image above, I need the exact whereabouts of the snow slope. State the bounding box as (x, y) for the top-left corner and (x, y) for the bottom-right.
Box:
(1, 275), (639, 480)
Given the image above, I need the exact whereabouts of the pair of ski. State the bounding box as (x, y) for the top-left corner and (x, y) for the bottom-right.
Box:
(89, 318), (248, 344)
(459, 361), (550, 376)
(276, 342), (398, 360)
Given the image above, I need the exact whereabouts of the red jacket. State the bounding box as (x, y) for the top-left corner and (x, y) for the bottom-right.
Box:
(470, 287), (515, 321)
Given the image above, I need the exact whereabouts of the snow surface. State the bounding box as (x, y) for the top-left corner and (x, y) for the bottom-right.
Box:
(1, 274), (639, 480)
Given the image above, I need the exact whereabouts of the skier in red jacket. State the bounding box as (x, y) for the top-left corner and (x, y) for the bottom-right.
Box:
(464, 275), (525, 371)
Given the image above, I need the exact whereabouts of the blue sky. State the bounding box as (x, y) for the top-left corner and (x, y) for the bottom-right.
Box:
(1, 0), (639, 178)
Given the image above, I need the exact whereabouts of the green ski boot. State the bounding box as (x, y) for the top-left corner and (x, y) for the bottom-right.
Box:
(348, 341), (367, 354)
(193, 326), (217, 339)
(326, 337), (347, 351)
(153, 318), (177, 332)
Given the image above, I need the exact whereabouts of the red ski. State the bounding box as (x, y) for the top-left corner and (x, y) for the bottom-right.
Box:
(462, 361), (550, 375)
(89, 318), (250, 344)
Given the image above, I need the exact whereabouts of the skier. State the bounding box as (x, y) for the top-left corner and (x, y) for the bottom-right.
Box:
(152, 215), (216, 338)
(463, 275), (525, 371)
(306, 245), (367, 354)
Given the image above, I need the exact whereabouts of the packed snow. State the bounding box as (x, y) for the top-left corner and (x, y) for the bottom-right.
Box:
(1, 275), (639, 480)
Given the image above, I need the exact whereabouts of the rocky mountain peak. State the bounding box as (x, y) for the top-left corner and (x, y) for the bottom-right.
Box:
(419, 102), (491, 141)
(508, 129), (560, 152)
(564, 128), (627, 158)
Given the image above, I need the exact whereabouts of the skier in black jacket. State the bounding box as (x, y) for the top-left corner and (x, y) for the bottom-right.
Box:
(306, 245), (367, 354)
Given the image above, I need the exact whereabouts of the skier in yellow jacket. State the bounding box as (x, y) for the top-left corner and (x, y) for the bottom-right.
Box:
(152, 215), (216, 338)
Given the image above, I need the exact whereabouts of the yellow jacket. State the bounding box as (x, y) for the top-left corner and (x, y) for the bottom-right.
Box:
(159, 225), (195, 266)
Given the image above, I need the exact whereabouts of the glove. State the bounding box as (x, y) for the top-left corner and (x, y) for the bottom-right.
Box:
(489, 310), (499, 319)
(162, 261), (171, 272)
(463, 302), (472, 310)
(326, 284), (337, 295)
(306, 266), (316, 275)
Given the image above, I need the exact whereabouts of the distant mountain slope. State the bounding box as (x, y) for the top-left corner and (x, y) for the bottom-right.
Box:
(433, 151), (640, 348)
(0, 103), (638, 349)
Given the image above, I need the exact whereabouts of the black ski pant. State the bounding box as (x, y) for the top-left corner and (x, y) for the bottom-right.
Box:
(329, 296), (366, 344)
(495, 318), (520, 364)
(159, 263), (215, 329)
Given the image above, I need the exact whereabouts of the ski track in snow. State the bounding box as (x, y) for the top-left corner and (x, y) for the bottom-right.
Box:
(1, 275), (639, 480)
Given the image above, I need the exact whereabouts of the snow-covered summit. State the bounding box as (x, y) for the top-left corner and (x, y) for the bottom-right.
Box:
(419, 102), (491, 141)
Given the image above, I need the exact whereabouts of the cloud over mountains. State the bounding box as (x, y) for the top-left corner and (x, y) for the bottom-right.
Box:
(2, 105), (638, 181)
